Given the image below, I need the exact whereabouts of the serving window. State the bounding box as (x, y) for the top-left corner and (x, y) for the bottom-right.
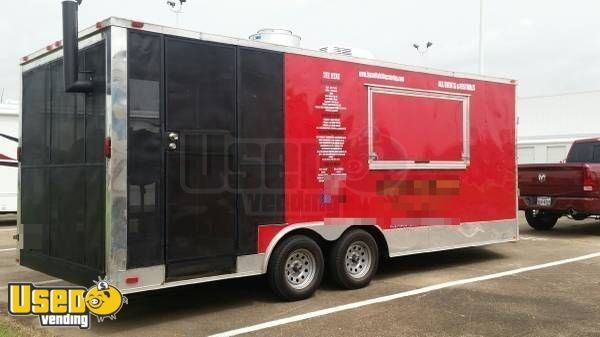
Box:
(367, 86), (470, 170)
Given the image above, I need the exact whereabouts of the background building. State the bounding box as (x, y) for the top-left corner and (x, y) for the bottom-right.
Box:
(0, 100), (18, 213)
(517, 90), (600, 164)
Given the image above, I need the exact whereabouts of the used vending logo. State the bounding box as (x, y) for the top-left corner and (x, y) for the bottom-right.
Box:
(7, 277), (127, 329)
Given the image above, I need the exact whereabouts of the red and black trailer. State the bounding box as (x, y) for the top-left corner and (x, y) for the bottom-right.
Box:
(17, 1), (518, 300)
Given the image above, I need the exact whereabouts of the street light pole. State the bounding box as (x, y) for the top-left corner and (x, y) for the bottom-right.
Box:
(167, 0), (186, 28)
(413, 42), (434, 56)
(479, 0), (485, 74)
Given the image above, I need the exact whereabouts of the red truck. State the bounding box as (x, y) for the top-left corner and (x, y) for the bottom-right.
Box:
(519, 138), (600, 230)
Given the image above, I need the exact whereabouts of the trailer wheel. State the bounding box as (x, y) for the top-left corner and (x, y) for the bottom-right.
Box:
(328, 229), (379, 289)
(267, 235), (324, 301)
(525, 210), (559, 230)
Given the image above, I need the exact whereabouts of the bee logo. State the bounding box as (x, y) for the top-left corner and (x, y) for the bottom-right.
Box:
(85, 278), (128, 322)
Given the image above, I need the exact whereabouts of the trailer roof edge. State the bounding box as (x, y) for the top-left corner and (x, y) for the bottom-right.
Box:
(20, 17), (517, 86)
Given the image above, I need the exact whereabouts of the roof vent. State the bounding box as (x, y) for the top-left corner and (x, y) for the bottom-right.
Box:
(249, 29), (301, 47)
(320, 46), (375, 59)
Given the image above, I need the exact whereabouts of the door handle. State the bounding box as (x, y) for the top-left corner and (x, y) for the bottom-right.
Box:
(168, 132), (179, 151)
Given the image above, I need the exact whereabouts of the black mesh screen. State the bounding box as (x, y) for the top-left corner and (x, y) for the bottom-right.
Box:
(49, 167), (86, 262)
(20, 42), (106, 278)
(164, 38), (238, 279)
(237, 48), (284, 255)
(127, 31), (164, 268)
(21, 68), (49, 165)
(20, 168), (49, 253)
(124, 35), (285, 274)
(21, 32), (287, 282)
(165, 39), (236, 131)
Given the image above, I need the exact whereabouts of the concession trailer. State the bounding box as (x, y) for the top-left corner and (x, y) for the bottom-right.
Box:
(17, 1), (518, 300)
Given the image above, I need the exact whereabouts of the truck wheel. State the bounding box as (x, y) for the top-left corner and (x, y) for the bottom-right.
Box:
(267, 235), (324, 301)
(525, 210), (559, 230)
(328, 229), (379, 289)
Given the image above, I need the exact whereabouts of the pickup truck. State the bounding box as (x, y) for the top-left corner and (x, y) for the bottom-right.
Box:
(519, 138), (600, 230)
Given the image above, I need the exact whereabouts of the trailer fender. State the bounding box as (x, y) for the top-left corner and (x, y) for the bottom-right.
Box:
(260, 219), (385, 273)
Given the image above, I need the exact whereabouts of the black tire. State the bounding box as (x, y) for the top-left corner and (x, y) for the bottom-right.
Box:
(328, 229), (379, 289)
(525, 210), (559, 230)
(267, 235), (324, 301)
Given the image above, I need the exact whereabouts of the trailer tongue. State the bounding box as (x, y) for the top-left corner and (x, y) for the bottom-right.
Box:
(17, 2), (517, 300)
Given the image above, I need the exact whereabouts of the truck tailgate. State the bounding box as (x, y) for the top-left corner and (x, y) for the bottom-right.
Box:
(519, 164), (586, 197)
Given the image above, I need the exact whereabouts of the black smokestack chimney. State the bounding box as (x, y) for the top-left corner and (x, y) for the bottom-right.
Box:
(62, 0), (93, 93)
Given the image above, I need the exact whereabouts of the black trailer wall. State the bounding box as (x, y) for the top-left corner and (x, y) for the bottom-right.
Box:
(20, 42), (106, 285)
(126, 31), (284, 273)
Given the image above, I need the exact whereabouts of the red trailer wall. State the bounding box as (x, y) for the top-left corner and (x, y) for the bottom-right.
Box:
(282, 54), (516, 231)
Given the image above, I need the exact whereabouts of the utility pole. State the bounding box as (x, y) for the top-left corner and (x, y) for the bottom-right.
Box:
(479, 0), (485, 74)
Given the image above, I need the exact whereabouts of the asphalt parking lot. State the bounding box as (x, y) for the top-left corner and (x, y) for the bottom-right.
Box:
(1, 214), (599, 337)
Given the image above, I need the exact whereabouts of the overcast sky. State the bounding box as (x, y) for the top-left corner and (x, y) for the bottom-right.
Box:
(0, 0), (599, 101)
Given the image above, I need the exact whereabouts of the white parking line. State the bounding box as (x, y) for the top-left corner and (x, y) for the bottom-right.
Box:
(520, 235), (549, 241)
(209, 252), (600, 337)
(0, 279), (62, 291)
(0, 248), (16, 253)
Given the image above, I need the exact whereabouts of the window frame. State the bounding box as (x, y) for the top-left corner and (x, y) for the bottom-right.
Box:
(367, 84), (471, 170)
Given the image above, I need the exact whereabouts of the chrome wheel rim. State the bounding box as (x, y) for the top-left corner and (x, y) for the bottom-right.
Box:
(285, 248), (316, 289)
(345, 241), (371, 279)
